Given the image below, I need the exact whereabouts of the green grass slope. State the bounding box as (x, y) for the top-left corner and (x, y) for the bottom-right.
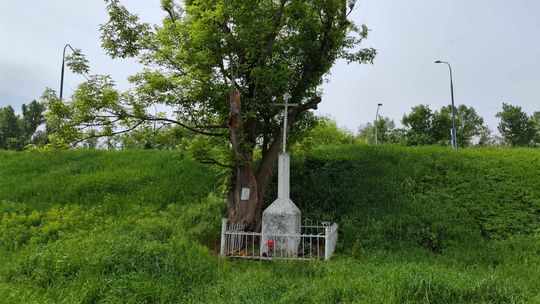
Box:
(0, 150), (220, 210)
(290, 145), (540, 249)
(1, 147), (539, 303)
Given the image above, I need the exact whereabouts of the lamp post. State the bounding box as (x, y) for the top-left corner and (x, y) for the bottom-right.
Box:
(375, 103), (382, 145)
(435, 60), (457, 149)
(60, 44), (79, 100)
(152, 103), (158, 150)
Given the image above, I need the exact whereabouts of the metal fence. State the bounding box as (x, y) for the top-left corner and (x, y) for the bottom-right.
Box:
(220, 219), (338, 261)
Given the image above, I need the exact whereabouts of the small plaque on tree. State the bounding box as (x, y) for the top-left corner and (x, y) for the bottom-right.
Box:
(241, 188), (250, 201)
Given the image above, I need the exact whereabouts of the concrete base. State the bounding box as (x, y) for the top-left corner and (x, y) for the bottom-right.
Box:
(261, 197), (301, 257)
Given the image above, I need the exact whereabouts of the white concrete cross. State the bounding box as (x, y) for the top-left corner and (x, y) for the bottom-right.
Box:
(273, 93), (298, 153)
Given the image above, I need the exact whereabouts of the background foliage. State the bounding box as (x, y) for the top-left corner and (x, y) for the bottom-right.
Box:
(497, 103), (537, 147)
(0, 101), (46, 150)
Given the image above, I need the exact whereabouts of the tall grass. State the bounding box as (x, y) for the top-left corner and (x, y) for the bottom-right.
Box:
(1, 146), (539, 303)
(0, 150), (220, 211)
(289, 145), (540, 247)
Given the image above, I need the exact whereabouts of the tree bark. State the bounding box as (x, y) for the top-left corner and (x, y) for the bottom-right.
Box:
(227, 91), (261, 231)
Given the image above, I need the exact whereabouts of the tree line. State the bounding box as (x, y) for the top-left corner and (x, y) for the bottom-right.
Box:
(1, 100), (537, 151)
(358, 103), (540, 147)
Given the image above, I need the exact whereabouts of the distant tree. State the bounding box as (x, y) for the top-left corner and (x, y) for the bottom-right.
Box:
(80, 130), (100, 149)
(477, 127), (497, 147)
(430, 107), (452, 145)
(358, 116), (403, 144)
(401, 104), (487, 147)
(22, 100), (46, 137)
(291, 116), (356, 154)
(402, 104), (434, 145)
(0, 106), (23, 150)
(0, 101), (47, 150)
(357, 122), (374, 143)
(433, 105), (487, 147)
(533, 111), (540, 146)
(496, 103), (536, 146)
(115, 125), (190, 150)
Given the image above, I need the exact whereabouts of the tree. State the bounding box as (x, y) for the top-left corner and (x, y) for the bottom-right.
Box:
(401, 104), (487, 147)
(22, 100), (46, 138)
(402, 104), (434, 145)
(44, 0), (376, 230)
(433, 105), (486, 147)
(113, 125), (191, 150)
(532, 111), (540, 146)
(357, 116), (402, 144)
(477, 127), (498, 147)
(496, 103), (536, 146)
(0, 106), (22, 149)
(0, 101), (47, 150)
(291, 116), (356, 153)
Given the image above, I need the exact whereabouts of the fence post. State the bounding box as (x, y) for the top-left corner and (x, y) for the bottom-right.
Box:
(324, 226), (331, 261)
(220, 218), (228, 257)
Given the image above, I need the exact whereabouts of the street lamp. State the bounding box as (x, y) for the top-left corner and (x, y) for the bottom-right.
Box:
(152, 103), (158, 150)
(375, 103), (382, 145)
(60, 44), (80, 100)
(435, 60), (457, 149)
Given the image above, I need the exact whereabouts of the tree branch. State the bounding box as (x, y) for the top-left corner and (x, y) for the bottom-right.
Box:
(137, 115), (227, 137)
(71, 120), (144, 147)
(255, 0), (287, 68)
(163, 4), (178, 24)
(249, 0), (287, 101)
(199, 157), (234, 169)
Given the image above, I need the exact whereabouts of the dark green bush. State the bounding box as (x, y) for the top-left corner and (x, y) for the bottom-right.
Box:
(285, 145), (540, 252)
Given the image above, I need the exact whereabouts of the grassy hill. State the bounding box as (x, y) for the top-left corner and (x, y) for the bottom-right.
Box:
(1, 146), (539, 303)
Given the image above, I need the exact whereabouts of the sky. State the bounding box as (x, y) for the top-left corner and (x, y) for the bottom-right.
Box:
(1, 0), (539, 134)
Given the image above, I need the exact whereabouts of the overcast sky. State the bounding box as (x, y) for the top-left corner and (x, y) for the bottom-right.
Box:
(1, 0), (539, 133)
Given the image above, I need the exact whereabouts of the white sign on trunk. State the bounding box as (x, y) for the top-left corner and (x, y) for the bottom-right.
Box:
(241, 187), (251, 201)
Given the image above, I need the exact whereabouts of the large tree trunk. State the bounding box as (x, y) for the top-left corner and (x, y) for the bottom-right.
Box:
(227, 91), (265, 231)
(227, 154), (261, 231)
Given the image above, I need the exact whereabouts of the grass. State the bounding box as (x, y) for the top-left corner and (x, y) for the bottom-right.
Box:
(0, 150), (219, 211)
(0, 146), (539, 303)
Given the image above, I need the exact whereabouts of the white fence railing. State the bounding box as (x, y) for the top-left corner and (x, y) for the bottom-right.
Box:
(220, 219), (338, 261)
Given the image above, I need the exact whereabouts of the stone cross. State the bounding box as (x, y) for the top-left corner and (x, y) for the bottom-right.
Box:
(272, 93), (298, 153)
(261, 93), (302, 258)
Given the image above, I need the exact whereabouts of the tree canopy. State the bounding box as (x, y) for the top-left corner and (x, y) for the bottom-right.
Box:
(496, 103), (536, 147)
(401, 104), (487, 147)
(291, 116), (357, 153)
(43, 0), (376, 229)
(0, 101), (46, 150)
(358, 116), (402, 144)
